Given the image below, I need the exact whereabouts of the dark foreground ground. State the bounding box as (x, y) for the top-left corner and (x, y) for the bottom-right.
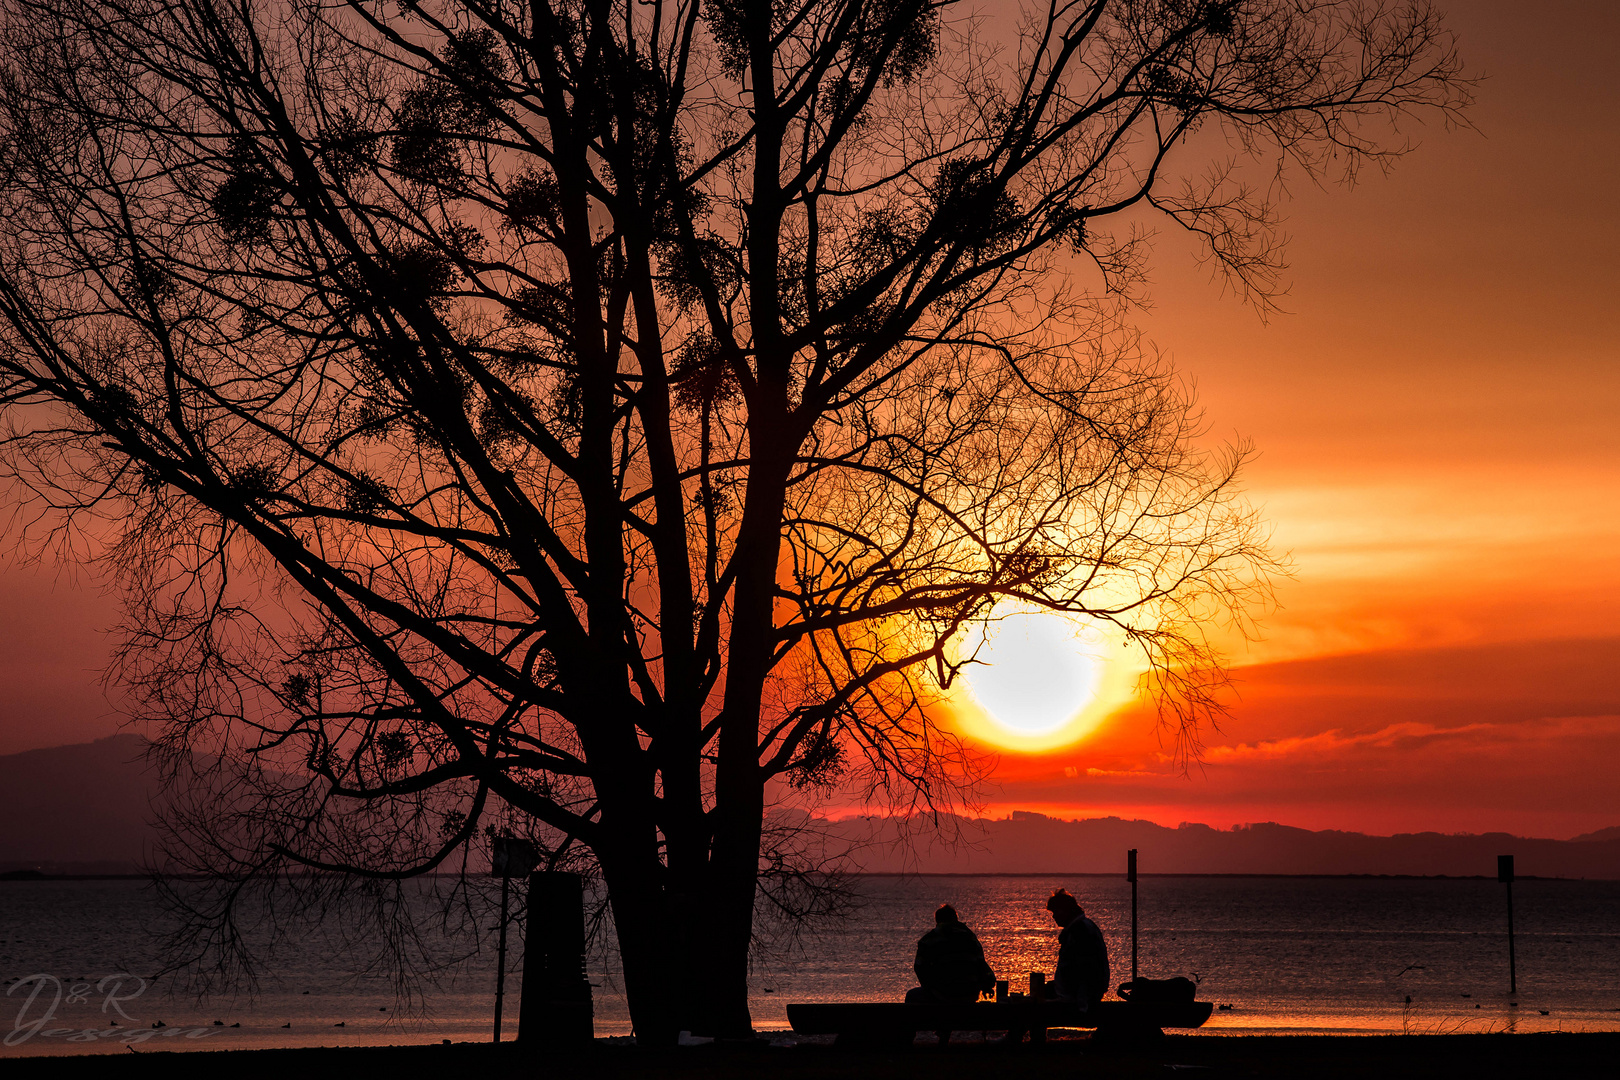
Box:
(9, 1032), (1620, 1079)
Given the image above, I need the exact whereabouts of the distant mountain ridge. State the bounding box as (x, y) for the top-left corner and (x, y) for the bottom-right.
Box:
(4, 736), (1620, 878)
(0, 733), (163, 874)
(824, 811), (1620, 879)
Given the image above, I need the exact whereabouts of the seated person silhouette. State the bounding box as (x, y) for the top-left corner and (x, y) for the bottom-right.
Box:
(1044, 888), (1110, 1008)
(904, 903), (996, 1004)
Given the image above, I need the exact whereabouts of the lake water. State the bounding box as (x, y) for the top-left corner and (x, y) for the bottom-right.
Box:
(4, 874), (1618, 1054)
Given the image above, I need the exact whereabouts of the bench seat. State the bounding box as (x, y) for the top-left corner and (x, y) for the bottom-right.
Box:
(786, 998), (1213, 1045)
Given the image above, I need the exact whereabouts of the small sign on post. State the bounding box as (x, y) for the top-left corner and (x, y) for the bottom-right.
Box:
(1498, 854), (1517, 996)
(494, 837), (540, 879)
(492, 838), (540, 1042)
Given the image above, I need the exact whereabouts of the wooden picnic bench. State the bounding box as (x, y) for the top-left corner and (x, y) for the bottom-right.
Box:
(785, 998), (1214, 1047)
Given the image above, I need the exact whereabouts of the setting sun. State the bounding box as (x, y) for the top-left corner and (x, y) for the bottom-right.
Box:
(952, 608), (1139, 752)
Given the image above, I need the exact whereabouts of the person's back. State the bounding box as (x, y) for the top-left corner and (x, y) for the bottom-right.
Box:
(1047, 889), (1110, 1006)
(1055, 912), (1110, 1004)
(908, 904), (995, 1004)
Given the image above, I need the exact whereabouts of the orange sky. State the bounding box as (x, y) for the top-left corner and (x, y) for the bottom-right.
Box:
(946, 0), (1620, 838)
(2, 2), (1617, 839)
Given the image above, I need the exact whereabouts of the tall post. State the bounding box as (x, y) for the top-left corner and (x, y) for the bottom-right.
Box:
(494, 873), (510, 1042)
(1498, 854), (1517, 995)
(492, 838), (538, 1043)
(1127, 848), (1138, 984)
(518, 870), (594, 1046)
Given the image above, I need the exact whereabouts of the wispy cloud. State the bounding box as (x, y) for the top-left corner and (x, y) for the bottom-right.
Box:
(1203, 720), (1497, 763)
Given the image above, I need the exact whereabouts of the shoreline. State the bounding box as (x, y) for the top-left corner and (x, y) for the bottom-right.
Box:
(6, 1031), (1619, 1080)
(2, 870), (1609, 881)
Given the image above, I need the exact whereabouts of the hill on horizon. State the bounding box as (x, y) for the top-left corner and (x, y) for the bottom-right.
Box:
(4, 736), (1620, 878)
(0, 733), (165, 874)
(814, 810), (1620, 879)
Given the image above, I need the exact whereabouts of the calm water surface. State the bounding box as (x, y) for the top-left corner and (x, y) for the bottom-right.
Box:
(4, 875), (1617, 1054)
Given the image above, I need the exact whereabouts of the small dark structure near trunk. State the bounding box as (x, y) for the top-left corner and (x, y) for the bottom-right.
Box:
(519, 871), (594, 1045)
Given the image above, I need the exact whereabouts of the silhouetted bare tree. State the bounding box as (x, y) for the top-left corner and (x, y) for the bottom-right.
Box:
(0, 0), (1465, 1039)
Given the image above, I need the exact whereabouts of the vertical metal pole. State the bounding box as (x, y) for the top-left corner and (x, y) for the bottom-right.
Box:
(1506, 879), (1517, 995)
(494, 873), (510, 1042)
(1498, 854), (1516, 996)
(1128, 848), (1138, 983)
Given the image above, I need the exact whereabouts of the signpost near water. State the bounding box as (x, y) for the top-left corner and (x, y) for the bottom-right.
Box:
(492, 837), (540, 1042)
(1498, 854), (1517, 996)
(1128, 848), (1139, 983)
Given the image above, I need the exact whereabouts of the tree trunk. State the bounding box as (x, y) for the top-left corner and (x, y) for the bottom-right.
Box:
(687, 867), (759, 1037)
(662, 874), (755, 1038)
(601, 846), (760, 1041)
(599, 853), (680, 1044)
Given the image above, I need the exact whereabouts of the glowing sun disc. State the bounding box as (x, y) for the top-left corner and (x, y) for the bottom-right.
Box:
(963, 610), (1105, 736)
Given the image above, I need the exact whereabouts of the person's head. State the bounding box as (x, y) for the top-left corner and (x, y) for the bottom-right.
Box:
(935, 903), (959, 925)
(1046, 888), (1082, 926)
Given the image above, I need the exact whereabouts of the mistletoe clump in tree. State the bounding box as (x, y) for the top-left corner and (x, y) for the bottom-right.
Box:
(0, 0), (1465, 1040)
